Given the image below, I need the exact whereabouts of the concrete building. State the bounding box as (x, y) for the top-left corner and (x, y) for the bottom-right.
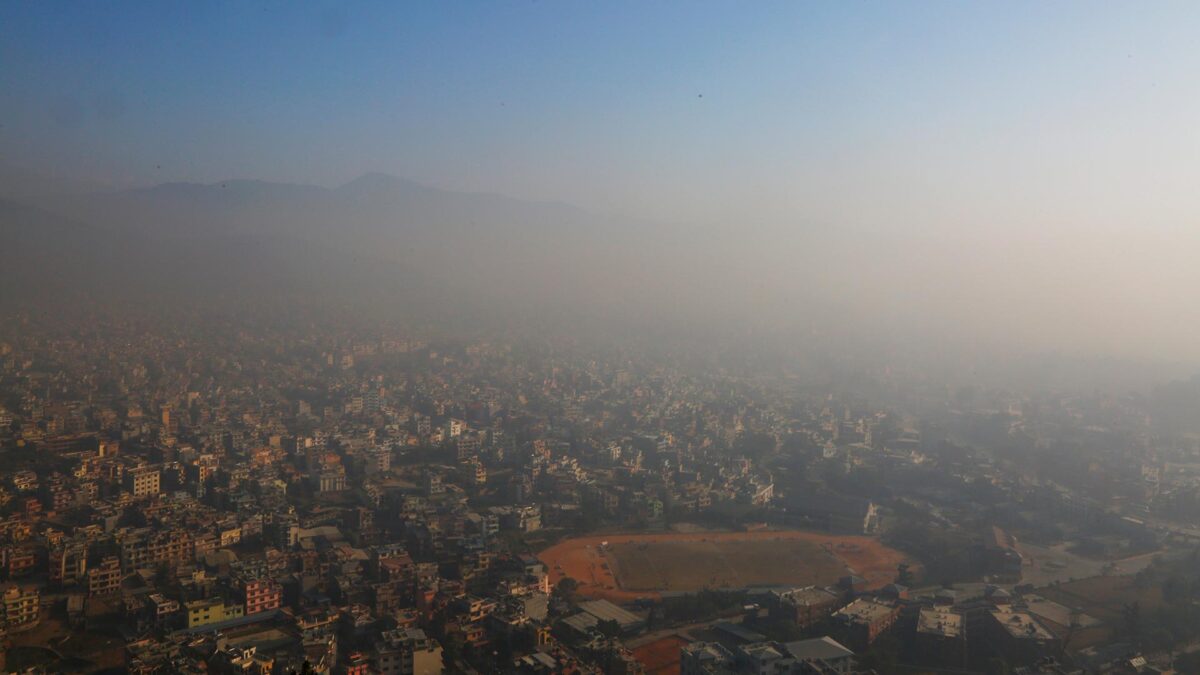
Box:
(770, 586), (841, 627)
(242, 577), (282, 615)
(783, 637), (855, 673)
(374, 627), (444, 675)
(986, 608), (1059, 667)
(88, 556), (122, 597)
(125, 466), (161, 498)
(681, 641), (735, 675)
(3, 585), (40, 632)
(916, 606), (965, 666)
(49, 541), (88, 587)
(186, 597), (244, 628)
(833, 598), (899, 650)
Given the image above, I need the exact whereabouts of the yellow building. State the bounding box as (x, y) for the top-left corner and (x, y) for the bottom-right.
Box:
(186, 597), (244, 628)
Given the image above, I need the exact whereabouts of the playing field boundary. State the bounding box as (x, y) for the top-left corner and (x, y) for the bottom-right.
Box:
(538, 529), (913, 603)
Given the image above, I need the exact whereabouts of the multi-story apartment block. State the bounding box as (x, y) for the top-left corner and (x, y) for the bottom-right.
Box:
(3, 585), (40, 632)
(125, 466), (160, 498)
(88, 556), (122, 597)
(185, 597), (244, 628)
(242, 577), (282, 615)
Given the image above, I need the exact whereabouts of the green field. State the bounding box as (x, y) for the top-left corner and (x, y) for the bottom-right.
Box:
(606, 538), (846, 591)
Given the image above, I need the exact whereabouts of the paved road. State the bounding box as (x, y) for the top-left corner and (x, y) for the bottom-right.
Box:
(625, 612), (746, 649)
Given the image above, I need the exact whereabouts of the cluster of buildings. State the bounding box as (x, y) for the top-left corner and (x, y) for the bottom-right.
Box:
(683, 576), (1175, 675)
(0, 307), (1193, 674)
(0, 315), (904, 674)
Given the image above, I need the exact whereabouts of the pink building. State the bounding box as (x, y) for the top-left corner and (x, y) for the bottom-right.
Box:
(243, 578), (282, 615)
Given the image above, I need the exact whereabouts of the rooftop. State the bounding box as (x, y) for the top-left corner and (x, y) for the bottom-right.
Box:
(834, 598), (896, 625)
(917, 607), (962, 638)
(738, 641), (786, 663)
(682, 641), (734, 663)
(784, 636), (855, 662)
(713, 621), (767, 643)
(777, 586), (839, 607)
(577, 599), (642, 628)
(991, 609), (1055, 640)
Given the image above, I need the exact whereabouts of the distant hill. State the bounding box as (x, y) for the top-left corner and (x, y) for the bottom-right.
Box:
(1, 170), (840, 351)
(0, 197), (423, 308)
(0, 198), (117, 295)
(43, 173), (609, 244)
(31, 174), (696, 315)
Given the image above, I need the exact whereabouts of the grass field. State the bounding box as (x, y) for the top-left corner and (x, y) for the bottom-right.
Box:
(538, 530), (911, 602)
(608, 538), (845, 591)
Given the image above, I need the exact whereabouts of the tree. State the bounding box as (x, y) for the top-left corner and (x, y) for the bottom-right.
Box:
(441, 634), (464, 671)
(1121, 601), (1142, 647)
(554, 577), (579, 600)
(985, 657), (1010, 675)
(1145, 627), (1174, 654)
(858, 635), (900, 671)
(596, 618), (622, 639)
(494, 637), (514, 665)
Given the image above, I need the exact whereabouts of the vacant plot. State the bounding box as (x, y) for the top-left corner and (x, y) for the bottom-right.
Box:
(632, 635), (688, 675)
(1037, 575), (1166, 624)
(539, 530), (912, 602)
(1034, 575), (1166, 651)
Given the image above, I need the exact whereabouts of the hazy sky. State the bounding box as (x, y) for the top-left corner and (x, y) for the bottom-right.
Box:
(5, 2), (1200, 364)
(4, 2), (1199, 224)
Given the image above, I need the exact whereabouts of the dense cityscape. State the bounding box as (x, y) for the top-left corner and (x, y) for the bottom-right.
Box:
(6, 3), (1200, 674)
(0, 304), (1196, 674)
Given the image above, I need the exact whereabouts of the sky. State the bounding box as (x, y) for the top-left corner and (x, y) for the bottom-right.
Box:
(4, 2), (1200, 364)
(3, 2), (1198, 222)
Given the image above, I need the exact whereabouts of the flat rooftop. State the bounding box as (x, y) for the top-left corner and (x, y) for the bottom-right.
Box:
(991, 609), (1055, 640)
(1022, 595), (1101, 629)
(834, 598), (895, 624)
(577, 599), (642, 628)
(778, 586), (839, 607)
(917, 607), (962, 638)
(784, 636), (854, 661)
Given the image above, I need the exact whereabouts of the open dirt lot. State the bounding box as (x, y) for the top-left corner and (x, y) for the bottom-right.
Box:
(632, 635), (689, 675)
(1037, 575), (1166, 624)
(1034, 575), (1166, 651)
(539, 530), (912, 602)
(1018, 542), (1158, 587)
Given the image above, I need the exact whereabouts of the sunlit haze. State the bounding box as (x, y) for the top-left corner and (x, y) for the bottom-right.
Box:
(9, 5), (1200, 674)
(4, 3), (1200, 365)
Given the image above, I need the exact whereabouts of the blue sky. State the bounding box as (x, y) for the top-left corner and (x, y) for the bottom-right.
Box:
(3, 2), (1200, 224)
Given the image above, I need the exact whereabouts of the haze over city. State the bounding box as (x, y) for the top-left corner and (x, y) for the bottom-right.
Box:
(5, 2), (1200, 369)
(4, 4), (1200, 675)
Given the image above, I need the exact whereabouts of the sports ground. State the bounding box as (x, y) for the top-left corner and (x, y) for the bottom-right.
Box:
(538, 529), (911, 603)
